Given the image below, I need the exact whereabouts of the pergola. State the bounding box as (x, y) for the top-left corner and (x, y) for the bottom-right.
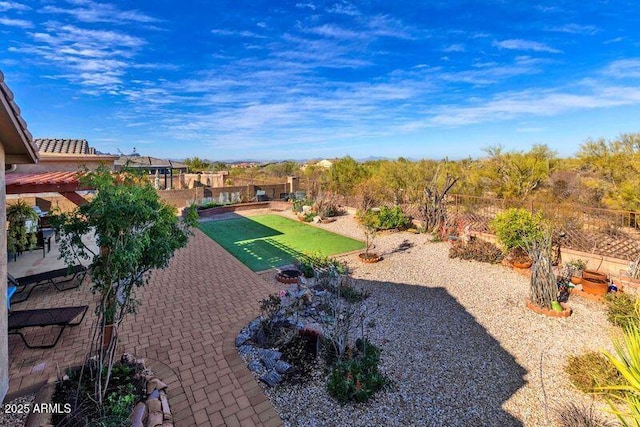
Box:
(5, 171), (91, 205)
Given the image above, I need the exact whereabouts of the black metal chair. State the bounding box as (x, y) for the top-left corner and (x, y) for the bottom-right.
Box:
(8, 264), (87, 304)
(8, 305), (89, 348)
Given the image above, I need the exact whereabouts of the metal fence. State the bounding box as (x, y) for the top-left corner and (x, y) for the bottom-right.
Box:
(447, 194), (640, 262)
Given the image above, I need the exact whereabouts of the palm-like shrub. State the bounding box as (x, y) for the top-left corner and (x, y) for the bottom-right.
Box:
(600, 299), (640, 425)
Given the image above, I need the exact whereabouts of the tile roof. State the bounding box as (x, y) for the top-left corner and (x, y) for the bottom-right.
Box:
(34, 138), (99, 155)
(5, 171), (82, 187)
(0, 71), (38, 163)
(115, 155), (187, 169)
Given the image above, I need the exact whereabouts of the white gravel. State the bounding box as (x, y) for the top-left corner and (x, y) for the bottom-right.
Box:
(254, 211), (620, 426)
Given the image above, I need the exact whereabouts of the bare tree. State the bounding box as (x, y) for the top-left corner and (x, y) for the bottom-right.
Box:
(422, 165), (459, 232)
(527, 233), (557, 309)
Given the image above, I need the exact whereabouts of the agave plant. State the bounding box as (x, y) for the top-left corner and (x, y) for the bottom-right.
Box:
(599, 299), (640, 425)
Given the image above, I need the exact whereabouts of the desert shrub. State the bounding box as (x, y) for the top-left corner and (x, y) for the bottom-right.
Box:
(338, 282), (369, 303)
(198, 201), (223, 210)
(565, 352), (626, 394)
(489, 208), (546, 252)
(326, 339), (386, 404)
(554, 401), (618, 427)
(358, 206), (411, 231)
(298, 252), (349, 275)
(301, 211), (316, 222)
(293, 199), (314, 213)
(605, 293), (639, 330)
(281, 329), (320, 382)
(377, 206), (411, 230)
(448, 239), (504, 264)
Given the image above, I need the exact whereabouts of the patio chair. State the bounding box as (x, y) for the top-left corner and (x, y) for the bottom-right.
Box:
(8, 305), (88, 348)
(8, 264), (87, 304)
(256, 189), (268, 202)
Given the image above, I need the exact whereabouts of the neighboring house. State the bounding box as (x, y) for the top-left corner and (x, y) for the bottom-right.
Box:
(15, 138), (118, 173)
(315, 159), (333, 168)
(115, 155), (187, 190)
(0, 72), (39, 401)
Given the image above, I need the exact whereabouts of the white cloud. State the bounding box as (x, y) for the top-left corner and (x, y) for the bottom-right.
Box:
(211, 29), (266, 38)
(0, 17), (32, 28)
(306, 24), (362, 39)
(604, 37), (624, 44)
(604, 59), (640, 79)
(493, 39), (562, 54)
(443, 44), (465, 52)
(0, 1), (29, 12)
(327, 2), (360, 16)
(40, 0), (160, 25)
(429, 86), (640, 126)
(15, 23), (147, 89)
(295, 2), (315, 10)
(548, 23), (598, 35)
(366, 15), (416, 40)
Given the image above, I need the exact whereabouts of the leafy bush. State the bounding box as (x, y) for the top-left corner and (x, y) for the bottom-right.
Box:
(301, 211), (316, 222)
(338, 282), (369, 303)
(327, 339), (386, 404)
(198, 201), (223, 210)
(565, 352), (626, 394)
(605, 293), (639, 330)
(448, 239), (504, 264)
(296, 252), (349, 276)
(358, 206), (411, 231)
(489, 208), (546, 252)
(377, 206), (411, 230)
(293, 199), (314, 213)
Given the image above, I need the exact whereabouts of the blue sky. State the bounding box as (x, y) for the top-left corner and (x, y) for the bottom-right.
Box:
(1, 1), (639, 161)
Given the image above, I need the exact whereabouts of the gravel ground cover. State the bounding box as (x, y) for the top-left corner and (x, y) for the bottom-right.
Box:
(254, 211), (618, 426)
(0, 393), (35, 427)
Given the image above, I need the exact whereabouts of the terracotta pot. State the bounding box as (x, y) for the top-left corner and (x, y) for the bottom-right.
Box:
(581, 277), (609, 296)
(526, 299), (572, 318)
(583, 270), (607, 281)
(276, 269), (301, 284)
(358, 253), (382, 263)
(512, 261), (532, 269)
(570, 276), (582, 285)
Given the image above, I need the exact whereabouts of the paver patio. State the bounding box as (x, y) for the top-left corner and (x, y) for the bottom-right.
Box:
(7, 229), (282, 426)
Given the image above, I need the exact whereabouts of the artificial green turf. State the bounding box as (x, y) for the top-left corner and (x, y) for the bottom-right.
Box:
(199, 214), (364, 271)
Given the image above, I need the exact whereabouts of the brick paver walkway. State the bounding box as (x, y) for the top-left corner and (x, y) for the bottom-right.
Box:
(8, 229), (282, 426)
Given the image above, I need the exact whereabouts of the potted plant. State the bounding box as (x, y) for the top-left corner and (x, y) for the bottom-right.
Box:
(358, 209), (382, 263)
(7, 200), (39, 256)
(565, 259), (587, 284)
(582, 256), (607, 281)
(508, 247), (533, 269)
(490, 208), (545, 269)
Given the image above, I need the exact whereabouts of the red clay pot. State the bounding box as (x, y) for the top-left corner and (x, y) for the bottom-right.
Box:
(512, 261), (532, 269)
(526, 299), (572, 318)
(583, 270), (607, 281)
(581, 277), (609, 296)
(358, 253), (382, 263)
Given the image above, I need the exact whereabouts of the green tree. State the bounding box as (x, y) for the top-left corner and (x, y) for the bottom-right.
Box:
(184, 156), (210, 172)
(327, 156), (368, 198)
(482, 144), (556, 199)
(264, 161), (299, 177)
(578, 133), (640, 210)
(51, 167), (195, 406)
